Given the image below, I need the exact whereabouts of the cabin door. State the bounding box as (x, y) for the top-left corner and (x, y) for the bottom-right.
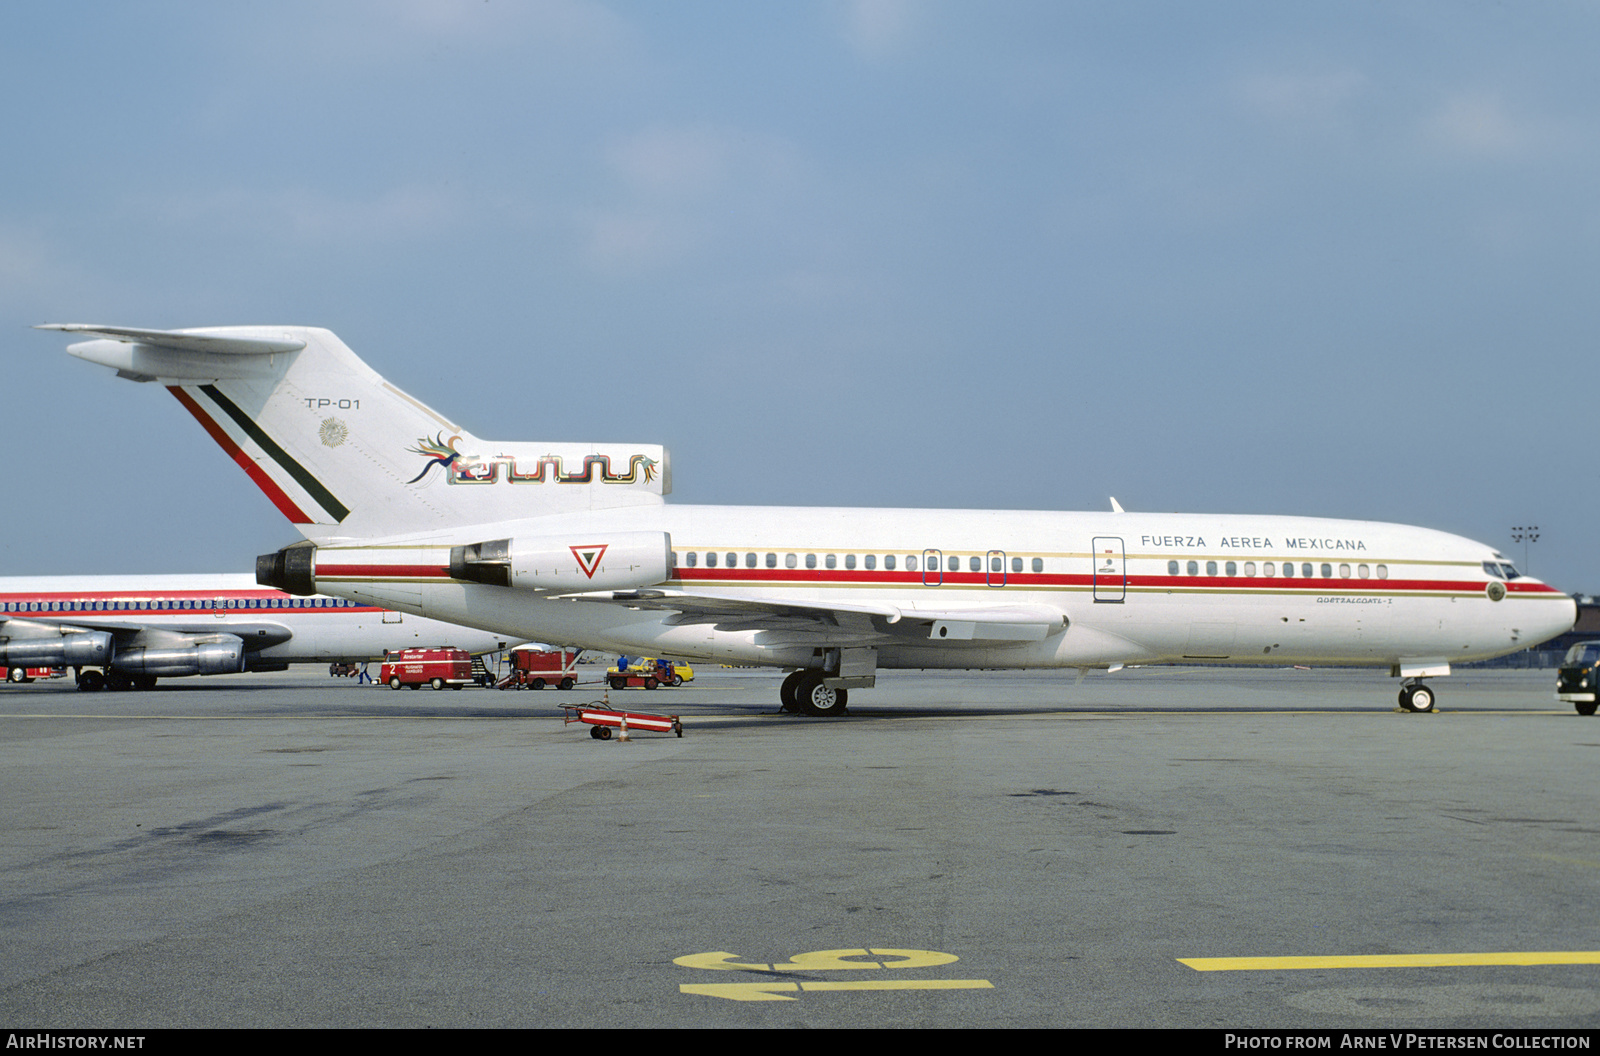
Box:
(1092, 537), (1125, 603)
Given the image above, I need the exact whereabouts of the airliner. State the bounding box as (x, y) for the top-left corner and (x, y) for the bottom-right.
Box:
(42, 323), (1577, 715)
(0, 574), (511, 691)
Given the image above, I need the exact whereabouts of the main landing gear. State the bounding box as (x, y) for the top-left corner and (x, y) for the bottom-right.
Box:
(1398, 680), (1437, 713)
(73, 670), (158, 692)
(779, 670), (848, 717)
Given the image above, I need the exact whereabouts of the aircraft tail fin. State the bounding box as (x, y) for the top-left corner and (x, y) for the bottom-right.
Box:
(43, 325), (669, 542)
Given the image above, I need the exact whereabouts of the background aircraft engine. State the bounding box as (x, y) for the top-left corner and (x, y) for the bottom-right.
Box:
(111, 637), (246, 677)
(450, 531), (671, 593)
(0, 629), (114, 667)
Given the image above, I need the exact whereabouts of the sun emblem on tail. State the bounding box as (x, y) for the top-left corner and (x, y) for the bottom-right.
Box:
(406, 433), (463, 484)
(319, 418), (348, 448)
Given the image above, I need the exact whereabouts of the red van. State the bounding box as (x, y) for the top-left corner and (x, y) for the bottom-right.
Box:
(380, 647), (473, 690)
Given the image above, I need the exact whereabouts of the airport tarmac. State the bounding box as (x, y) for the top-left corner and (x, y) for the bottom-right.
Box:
(1, 664), (1597, 1029)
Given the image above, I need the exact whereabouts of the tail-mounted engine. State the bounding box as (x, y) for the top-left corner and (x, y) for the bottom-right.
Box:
(450, 531), (671, 593)
(256, 543), (317, 596)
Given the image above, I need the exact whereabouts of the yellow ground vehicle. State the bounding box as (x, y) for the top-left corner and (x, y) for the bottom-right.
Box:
(605, 657), (694, 688)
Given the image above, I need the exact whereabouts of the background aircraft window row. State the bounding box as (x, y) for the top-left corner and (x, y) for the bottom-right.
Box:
(673, 552), (1048, 574)
(1165, 561), (1389, 580)
(0, 598), (356, 613)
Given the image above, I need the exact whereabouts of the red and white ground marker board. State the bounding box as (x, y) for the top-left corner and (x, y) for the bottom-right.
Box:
(561, 703), (683, 740)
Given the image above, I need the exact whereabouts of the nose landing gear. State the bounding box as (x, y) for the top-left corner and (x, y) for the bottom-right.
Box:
(1399, 681), (1436, 713)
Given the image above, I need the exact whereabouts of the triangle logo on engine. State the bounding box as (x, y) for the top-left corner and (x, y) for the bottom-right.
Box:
(570, 544), (610, 579)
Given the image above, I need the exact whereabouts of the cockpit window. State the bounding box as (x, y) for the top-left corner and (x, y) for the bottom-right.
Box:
(1483, 561), (1524, 580)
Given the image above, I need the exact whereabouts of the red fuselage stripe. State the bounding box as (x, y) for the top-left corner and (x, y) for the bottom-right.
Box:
(304, 564), (1564, 596)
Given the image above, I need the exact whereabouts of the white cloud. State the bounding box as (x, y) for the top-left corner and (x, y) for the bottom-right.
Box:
(1236, 70), (1368, 126)
(834, 0), (918, 59)
(1425, 92), (1546, 158)
(582, 123), (807, 272)
(606, 124), (734, 200)
(150, 185), (461, 245)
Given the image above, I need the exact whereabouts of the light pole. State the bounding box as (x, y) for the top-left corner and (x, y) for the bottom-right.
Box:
(1510, 525), (1540, 575)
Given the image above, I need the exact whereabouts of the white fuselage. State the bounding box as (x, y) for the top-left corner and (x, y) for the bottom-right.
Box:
(0, 574), (513, 664)
(306, 506), (1576, 672)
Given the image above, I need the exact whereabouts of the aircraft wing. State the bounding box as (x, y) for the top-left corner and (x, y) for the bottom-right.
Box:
(569, 589), (1067, 647)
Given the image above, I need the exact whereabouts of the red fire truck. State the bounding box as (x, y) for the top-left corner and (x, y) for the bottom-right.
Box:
(5, 666), (64, 684)
(379, 647), (473, 690)
(498, 647), (581, 690)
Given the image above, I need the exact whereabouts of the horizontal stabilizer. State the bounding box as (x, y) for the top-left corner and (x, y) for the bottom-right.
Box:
(37, 324), (307, 356)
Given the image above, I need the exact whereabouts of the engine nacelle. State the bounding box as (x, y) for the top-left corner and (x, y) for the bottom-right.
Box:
(0, 629), (114, 667)
(256, 544), (316, 596)
(450, 531), (671, 593)
(112, 639), (246, 677)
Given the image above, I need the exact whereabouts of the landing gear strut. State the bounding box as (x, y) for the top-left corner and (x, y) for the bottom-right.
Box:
(1398, 681), (1437, 713)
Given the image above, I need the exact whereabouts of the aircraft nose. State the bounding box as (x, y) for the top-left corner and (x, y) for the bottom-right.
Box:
(1531, 590), (1579, 646)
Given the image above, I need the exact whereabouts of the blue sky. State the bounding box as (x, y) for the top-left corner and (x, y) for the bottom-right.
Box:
(3, 1), (1596, 590)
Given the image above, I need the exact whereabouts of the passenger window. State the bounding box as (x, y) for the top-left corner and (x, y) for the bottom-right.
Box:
(971, 556), (982, 572)
(669, 551), (678, 567)
(846, 554), (857, 570)
(786, 554), (797, 569)
(948, 555), (959, 572)
(865, 554), (876, 570)
(1206, 561), (1218, 576)
(746, 553), (757, 568)
(1358, 564), (1369, 578)
(1168, 560), (1179, 575)
(1281, 562), (1293, 577)
(1225, 561), (1237, 576)
(805, 554), (817, 569)
(906, 555), (917, 571)
(825, 554), (836, 570)
(885, 555), (896, 571)
(1244, 561), (1256, 577)
(706, 552), (717, 568)
(1032, 558), (1043, 573)
(1339, 563), (1350, 578)
(1262, 561), (1274, 578)
(1011, 557), (1022, 573)
(991, 556), (1002, 573)
(1376, 564), (1388, 579)
(1187, 560), (1199, 576)
(1302, 563), (1314, 578)
(1320, 563), (1332, 578)
(766, 553), (777, 568)
(725, 553), (736, 568)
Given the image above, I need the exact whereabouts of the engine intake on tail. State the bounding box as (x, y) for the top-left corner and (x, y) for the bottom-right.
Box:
(256, 543), (317, 596)
(450, 531), (671, 593)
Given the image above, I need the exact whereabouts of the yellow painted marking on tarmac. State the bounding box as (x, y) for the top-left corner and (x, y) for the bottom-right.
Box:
(800, 979), (993, 993)
(673, 951), (770, 971)
(1531, 853), (1600, 870)
(1179, 951), (1600, 971)
(680, 980), (993, 1002)
(681, 983), (798, 1002)
(771, 947), (958, 970)
(675, 948), (961, 972)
